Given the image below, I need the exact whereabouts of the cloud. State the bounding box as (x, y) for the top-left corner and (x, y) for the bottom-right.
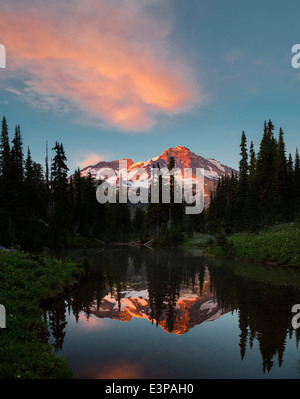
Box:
(94, 361), (146, 379)
(78, 153), (102, 168)
(0, 0), (200, 132)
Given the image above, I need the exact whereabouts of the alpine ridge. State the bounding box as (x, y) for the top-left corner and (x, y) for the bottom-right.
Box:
(80, 146), (238, 203)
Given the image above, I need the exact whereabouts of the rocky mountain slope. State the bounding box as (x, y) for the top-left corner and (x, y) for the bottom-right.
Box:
(80, 146), (237, 203)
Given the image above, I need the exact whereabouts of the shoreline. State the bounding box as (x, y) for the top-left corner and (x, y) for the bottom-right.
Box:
(0, 249), (88, 379)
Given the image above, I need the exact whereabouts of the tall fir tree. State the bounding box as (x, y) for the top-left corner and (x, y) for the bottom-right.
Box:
(294, 148), (300, 220)
(287, 153), (294, 218)
(236, 131), (249, 230)
(51, 141), (70, 241)
(147, 162), (168, 236)
(0, 117), (14, 244)
(247, 141), (260, 231)
(11, 125), (24, 183)
(0, 116), (11, 178)
(167, 156), (184, 233)
(10, 125), (25, 238)
(274, 128), (288, 222)
(256, 120), (277, 225)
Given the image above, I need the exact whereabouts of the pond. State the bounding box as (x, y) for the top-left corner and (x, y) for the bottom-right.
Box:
(43, 246), (300, 379)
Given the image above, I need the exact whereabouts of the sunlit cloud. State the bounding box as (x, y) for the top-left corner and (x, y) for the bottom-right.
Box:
(79, 314), (111, 331)
(78, 153), (103, 168)
(0, 0), (201, 132)
(95, 361), (146, 379)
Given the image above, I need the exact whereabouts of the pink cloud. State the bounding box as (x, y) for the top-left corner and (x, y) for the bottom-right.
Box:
(79, 153), (102, 168)
(0, 0), (201, 131)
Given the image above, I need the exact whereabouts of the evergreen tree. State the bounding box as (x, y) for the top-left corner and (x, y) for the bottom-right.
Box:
(21, 148), (48, 248)
(167, 156), (184, 233)
(0, 117), (14, 244)
(287, 153), (294, 219)
(207, 189), (217, 233)
(10, 125), (25, 237)
(247, 142), (260, 231)
(45, 141), (52, 218)
(207, 119), (299, 233)
(223, 173), (236, 233)
(236, 131), (249, 230)
(11, 125), (24, 182)
(51, 142), (69, 191)
(0, 116), (11, 178)
(107, 198), (131, 242)
(168, 156), (175, 228)
(81, 171), (105, 237)
(146, 162), (168, 236)
(24, 147), (33, 181)
(274, 128), (288, 222)
(132, 206), (146, 238)
(249, 141), (256, 177)
(32, 161), (47, 216)
(51, 142), (70, 241)
(256, 120), (277, 225)
(294, 148), (300, 220)
(72, 168), (83, 234)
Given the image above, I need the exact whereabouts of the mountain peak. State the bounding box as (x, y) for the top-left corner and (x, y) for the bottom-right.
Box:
(79, 146), (238, 204)
(175, 145), (189, 150)
(164, 145), (190, 153)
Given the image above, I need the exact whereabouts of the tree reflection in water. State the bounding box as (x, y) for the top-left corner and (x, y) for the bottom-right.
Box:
(43, 247), (300, 374)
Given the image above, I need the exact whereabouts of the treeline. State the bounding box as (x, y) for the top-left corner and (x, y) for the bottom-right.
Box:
(0, 116), (133, 249)
(0, 116), (185, 249)
(1, 115), (298, 249)
(206, 120), (300, 234)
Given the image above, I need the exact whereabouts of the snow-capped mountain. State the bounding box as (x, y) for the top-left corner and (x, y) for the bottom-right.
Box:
(80, 146), (237, 203)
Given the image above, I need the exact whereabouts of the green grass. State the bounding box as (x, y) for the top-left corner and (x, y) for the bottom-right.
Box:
(0, 249), (87, 379)
(204, 223), (300, 267)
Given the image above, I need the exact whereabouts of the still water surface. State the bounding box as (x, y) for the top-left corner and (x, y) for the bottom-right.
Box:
(44, 247), (300, 379)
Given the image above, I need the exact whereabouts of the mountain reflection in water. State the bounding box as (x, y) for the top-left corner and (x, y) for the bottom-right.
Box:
(44, 247), (300, 378)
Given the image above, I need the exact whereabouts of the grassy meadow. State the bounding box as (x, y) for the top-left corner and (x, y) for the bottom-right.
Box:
(0, 249), (86, 379)
(204, 223), (300, 267)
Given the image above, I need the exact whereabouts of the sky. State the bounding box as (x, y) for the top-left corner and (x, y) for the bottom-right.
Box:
(0, 0), (299, 172)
